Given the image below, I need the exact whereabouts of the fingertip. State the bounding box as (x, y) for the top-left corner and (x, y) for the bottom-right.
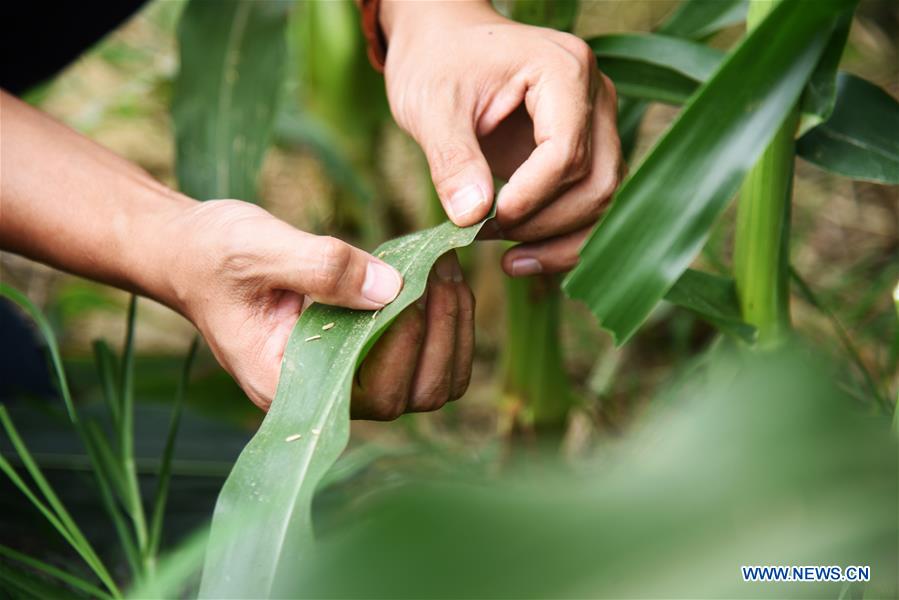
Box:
(502, 245), (540, 278)
(444, 181), (492, 226)
(362, 260), (403, 306)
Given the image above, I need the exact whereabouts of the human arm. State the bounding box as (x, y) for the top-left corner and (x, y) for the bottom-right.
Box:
(0, 90), (472, 416)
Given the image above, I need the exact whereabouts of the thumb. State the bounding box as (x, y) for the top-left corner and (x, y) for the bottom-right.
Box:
(418, 111), (493, 226)
(272, 232), (403, 310)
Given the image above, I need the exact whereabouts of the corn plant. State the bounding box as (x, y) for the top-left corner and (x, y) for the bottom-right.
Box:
(496, 0), (580, 434)
(3, 0), (896, 596)
(181, 0), (898, 595)
(0, 286), (198, 598)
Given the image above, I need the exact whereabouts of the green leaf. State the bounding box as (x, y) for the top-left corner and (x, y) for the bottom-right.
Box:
(657, 0), (748, 40)
(798, 12), (852, 134)
(91, 340), (121, 428)
(563, 0), (855, 344)
(117, 296), (148, 562)
(664, 270), (755, 342)
(589, 34), (723, 105)
(0, 285), (127, 590)
(199, 214), (493, 597)
(0, 544), (112, 600)
(172, 0), (288, 201)
(0, 407), (119, 597)
(496, 0), (579, 32)
(797, 73), (899, 184)
(127, 528), (209, 600)
(147, 337), (199, 560)
(0, 560), (74, 599)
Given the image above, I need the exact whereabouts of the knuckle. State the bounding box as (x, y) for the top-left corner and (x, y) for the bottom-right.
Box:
(499, 198), (532, 225)
(556, 137), (590, 182)
(412, 384), (449, 412)
(451, 374), (471, 401)
(592, 167), (621, 208)
(429, 141), (476, 188)
(555, 33), (595, 75)
(568, 35), (596, 70)
(312, 236), (352, 294)
(368, 388), (407, 421)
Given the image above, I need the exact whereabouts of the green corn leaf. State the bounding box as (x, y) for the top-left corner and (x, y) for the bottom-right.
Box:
(0, 544), (112, 600)
(91, 340), (121, 428)
(589, 33), (723, 105)
(664, 270), (755, 342)
(80, 426), (143, 576)
(564, 0), (855, 344)
(496, 0), (579, 31)
(797, 73), (899, 184)
(147, 337), (199, 561)
(657, 0), (748, 40)
(0, 560), (75, 600)
(199, 214), (492, 598)
(798, 12), (852, 134)
(0, 407), (119, 596)
(172, 0), (288, 201)
(117, 296), (148, 562)
(127, 528), (209, 600)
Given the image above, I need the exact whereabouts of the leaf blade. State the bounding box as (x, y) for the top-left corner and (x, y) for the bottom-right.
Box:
(172, 0), (288, 201)
(563, 0), (855, 344)
(199, 215), (493, 598)
(797, 73), (899, 183)
(658, 0), (748, 40)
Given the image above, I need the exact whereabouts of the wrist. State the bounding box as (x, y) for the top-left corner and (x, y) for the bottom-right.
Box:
(118, 184), (198, 317)
(380, 0), (496, 43)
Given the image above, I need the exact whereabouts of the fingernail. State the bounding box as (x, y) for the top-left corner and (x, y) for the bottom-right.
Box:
(448, 183), (486, 222)
(363, 261), (402, 305)
(452, 260), (463, 283)
(436, 257), (455, 282)
(510, 257), (542, 277)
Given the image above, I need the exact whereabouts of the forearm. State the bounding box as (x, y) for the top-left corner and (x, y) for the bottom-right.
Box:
(0, 91), (193, 310)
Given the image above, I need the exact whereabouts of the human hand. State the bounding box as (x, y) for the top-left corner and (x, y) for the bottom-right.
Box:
(381, 0), (622, 277)
(164, 200), (472, 416)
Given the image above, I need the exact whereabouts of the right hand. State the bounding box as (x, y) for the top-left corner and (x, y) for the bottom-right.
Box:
(164, 200), (473, 417)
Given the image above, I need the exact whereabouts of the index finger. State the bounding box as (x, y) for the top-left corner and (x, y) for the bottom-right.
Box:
(496, 37), (596, 228)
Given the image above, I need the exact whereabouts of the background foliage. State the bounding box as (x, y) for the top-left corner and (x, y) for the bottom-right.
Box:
(0, 0), (897, 598)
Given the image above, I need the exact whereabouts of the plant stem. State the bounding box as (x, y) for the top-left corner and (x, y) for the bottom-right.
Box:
(734, 0), (797, 347)
(502, 275), (576, 433)
(497, 0), (579, 439)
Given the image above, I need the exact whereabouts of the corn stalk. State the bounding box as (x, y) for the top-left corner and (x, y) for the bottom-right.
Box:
(498, 0), (579, 434)
(733, 0), (797, 347)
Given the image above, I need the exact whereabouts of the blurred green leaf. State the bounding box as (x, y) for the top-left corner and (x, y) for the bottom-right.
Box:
(495, 0), (579, 31)
(0, 544), (112, 600)
(590, 33), (722, 105)
(172, 0), (289, 201)
(563, 0), (854, 344)
(0, 406), (119, 596)
(128, 528), (209, 600)
(148, 337), (199, 560)
(797, 73), (899, 184)
(665, 269), (755, 342)
(798, 12), (852, 134)
(289, 348), (898, 598)
(199, 214), (493, 598)
(274, 109), (378, 223)
(657, 0), (748, 40)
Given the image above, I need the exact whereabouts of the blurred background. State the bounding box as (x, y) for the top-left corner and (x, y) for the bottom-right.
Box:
(0, 1), (896, 597)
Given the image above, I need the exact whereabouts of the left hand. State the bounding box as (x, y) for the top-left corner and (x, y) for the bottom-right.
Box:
(381, 0), (623, 277)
